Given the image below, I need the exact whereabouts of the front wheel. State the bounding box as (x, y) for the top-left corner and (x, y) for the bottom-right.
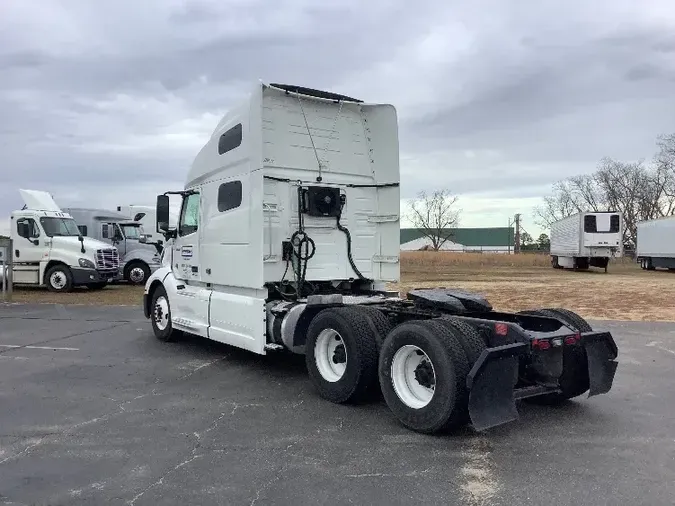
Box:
(150, 285), (181, 342)
(45, 265), (74, 293)
(125, 261), (151, 285)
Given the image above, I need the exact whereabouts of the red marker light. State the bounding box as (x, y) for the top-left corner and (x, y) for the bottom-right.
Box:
(532, 338), (551, 350)
(564, 333), (581, 345)
(495, 323), (508, 336)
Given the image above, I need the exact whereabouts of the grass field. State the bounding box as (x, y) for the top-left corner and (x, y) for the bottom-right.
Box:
(3, 252), (674, 322)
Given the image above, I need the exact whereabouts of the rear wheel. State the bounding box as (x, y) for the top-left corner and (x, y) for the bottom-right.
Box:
(350, 305), (393, 351)
(435, 317), (487, 365)
(378, 320), (470, 434)
(305, 307), (379, 404)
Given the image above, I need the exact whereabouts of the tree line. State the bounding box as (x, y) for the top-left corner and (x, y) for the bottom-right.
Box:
(534, 133), (675, 248)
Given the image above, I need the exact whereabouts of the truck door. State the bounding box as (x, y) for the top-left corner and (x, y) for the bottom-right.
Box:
(173, 192), (201, 282)
(169, 190), (210, 337)
(102, 223), (127, 256)
(14, 217), (44, 264)
(111, 223), (127, 257)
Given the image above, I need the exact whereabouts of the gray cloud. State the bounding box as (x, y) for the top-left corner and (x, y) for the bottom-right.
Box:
(2, 0), (675, 235)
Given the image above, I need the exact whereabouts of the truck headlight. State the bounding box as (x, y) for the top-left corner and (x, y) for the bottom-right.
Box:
(79, 258), (96, 269)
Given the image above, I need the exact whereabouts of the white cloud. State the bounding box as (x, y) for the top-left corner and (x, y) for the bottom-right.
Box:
(2, 0), (675, 238)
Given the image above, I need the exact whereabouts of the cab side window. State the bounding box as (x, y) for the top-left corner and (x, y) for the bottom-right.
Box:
(17, 218), (40, 238)
(179, 193), (200, 237)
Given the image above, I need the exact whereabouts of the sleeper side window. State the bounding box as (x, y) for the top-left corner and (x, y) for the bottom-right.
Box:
(218, 123), (242, 155)
(217, 181), (242, 213)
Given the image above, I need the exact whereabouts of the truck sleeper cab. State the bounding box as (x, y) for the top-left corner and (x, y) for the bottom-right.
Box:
(142, 82), (619, 434)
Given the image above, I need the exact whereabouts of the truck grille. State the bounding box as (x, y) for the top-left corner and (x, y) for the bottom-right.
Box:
(96, 248), (120, 271)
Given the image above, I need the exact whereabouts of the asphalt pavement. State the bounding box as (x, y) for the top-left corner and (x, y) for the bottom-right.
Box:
(1, 302), (674, 506)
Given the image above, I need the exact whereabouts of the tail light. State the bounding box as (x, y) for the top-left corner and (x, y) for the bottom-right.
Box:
(531, 339), (551, 351)
(564, 333), (581, 345)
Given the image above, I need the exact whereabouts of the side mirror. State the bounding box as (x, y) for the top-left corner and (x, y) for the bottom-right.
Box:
(18, 222), (30, 239)
(157, 194), (170, 232)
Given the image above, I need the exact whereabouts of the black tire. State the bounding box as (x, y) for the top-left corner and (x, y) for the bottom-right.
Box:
(540, 308), (592, 333)
(45, 264), (74, 293)
(88, 282), (108, 290)
(435, 317), (487, 365)
(305, 307), (379, 404)
(378, 320), (470, 434)
(150, 284), (181, 342)
(350, 305), (394, 351)
(125, 261), (150, 285)
(518, 308), (590, 403)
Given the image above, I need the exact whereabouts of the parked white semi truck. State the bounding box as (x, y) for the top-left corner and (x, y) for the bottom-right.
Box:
(2, 190), (120, 292)
(550, 211), (623, 272)
(142, 82), (619, 434)
(62, 207), (162, 285)
(115, 204), (178, 243)
(636, 216), (675, 271)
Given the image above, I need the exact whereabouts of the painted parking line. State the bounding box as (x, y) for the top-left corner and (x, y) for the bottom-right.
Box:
(0, 344), (80, 351)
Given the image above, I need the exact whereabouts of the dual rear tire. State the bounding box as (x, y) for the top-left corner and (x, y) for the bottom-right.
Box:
(305, 308), (486, 434)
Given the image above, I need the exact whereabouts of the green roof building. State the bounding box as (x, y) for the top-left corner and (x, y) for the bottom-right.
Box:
(400, 227), (515, 252)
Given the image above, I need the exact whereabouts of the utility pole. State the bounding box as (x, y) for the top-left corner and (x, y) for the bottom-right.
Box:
(514, 213), (521, 254)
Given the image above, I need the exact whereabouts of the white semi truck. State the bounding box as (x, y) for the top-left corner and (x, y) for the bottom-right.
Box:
(550, 211), (623, 272)
(142, 82), (619, 434)
(62, 207), (162, 285)
(2, 190), (120, 292)
(636, 216), (675, 271)
(115, 204), (179, 243)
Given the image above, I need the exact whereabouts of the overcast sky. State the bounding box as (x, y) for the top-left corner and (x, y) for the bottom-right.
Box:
(2, 0), (675, 238)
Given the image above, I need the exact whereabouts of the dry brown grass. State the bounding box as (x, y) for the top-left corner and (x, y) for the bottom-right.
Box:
(3, 252), (672, 322)
(4, 283), (144, 306)
(393, 251), (675, 322)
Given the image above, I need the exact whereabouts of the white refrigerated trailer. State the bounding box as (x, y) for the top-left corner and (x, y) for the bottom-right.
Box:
(636, 216), (675, 271)
(550, 211), (623, 272)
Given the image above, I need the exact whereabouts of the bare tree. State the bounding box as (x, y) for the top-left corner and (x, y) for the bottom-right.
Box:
(407, 189), (461, 251)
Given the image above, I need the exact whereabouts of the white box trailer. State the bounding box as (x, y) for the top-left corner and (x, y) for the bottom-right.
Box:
(550, 211), (623, 272)
(636, 216), (675, 271)
(140, 82), (620, 434)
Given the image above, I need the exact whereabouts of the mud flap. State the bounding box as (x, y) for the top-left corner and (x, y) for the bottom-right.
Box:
(466, 343), (528, 432)
(582, 332), (619, 397)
